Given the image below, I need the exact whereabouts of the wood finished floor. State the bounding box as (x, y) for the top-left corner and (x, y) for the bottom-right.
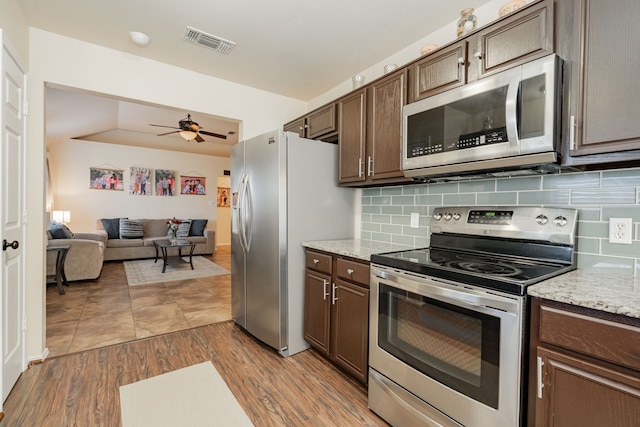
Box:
(46, 246), (232, 357)
(2, 315), (387, 426)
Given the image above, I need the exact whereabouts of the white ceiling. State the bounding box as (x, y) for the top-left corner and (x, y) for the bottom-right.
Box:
(20, 0), (492, 157)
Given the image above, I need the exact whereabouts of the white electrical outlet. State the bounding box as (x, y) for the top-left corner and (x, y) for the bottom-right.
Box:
(609, 218), (633, 244)
(410, 213), (420, 229)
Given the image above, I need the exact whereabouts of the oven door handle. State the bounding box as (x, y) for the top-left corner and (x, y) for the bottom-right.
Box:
(374, 269), (520, 314)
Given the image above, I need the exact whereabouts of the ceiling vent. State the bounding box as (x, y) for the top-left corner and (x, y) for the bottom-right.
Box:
(183, 26), (236, 55)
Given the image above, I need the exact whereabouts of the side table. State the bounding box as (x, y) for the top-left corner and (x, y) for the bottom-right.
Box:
(46, 244), (70, 295)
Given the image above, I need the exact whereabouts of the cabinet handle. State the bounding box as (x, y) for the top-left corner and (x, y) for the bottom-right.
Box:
(313, 258), (319, 264)
(536, 356), (544, 399)
(569, 115), (576, 150)
(332, 283), (338, 305)
(323, 279), (329, 300)
(473, 51), (482, 59)
(367, 156), (373, 177)
(457, 57), (466, 65)
(346, 268), (354, 275)
(358, 158), (364, 178)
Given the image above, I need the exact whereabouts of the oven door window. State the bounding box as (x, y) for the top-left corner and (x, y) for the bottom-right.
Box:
(378, 283), (500, 409)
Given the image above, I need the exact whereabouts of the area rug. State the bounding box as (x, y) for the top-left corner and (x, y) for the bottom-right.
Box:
(119, 361), (254, 427)
(123, 256), (230, 286)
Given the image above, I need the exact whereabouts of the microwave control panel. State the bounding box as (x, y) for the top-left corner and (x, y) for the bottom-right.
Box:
(407, 127), (508, 158)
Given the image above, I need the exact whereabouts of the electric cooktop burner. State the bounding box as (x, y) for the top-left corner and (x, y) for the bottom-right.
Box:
(371, 247), (574, 296)
(371, 206), (578, 295)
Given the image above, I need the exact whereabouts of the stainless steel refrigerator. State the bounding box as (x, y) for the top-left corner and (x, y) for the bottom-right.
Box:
(231, 130), (354, 357)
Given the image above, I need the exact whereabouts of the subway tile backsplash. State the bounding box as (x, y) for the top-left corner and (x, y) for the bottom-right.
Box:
(361, 167), (640, 276)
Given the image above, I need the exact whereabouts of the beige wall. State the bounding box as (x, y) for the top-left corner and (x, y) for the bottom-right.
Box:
(48, 139), (229, 233)
(0, 0), (29, 63)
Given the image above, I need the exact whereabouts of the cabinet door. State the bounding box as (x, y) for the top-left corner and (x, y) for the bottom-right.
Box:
(472, 0), (552, 79)
(367, 69), (411, 183)
(332, 279), (369, 383)
(303, 269), (331, 355)
(408, 40), (467, 103)
(283, 117), (305, 137)
(536, 347), (640, 427)
(338, 89), (366, 184)
(566, 0), (640, 157)
(307, 103), (337, 139)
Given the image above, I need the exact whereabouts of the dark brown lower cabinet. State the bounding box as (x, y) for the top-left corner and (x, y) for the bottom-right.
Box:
(536, 347), (640, 427)
(304, 250), (370, 383)
(528, 298), (640, 427)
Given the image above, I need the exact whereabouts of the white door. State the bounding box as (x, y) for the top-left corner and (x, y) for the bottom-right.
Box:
(1, 36), (27, 404)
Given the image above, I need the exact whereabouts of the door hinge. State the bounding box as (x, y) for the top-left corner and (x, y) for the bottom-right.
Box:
(22, 316), (28, 332)
(23, 101), (28, 116)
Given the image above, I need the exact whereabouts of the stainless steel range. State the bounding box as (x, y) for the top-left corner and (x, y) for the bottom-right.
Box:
(368, 206), (578, 427)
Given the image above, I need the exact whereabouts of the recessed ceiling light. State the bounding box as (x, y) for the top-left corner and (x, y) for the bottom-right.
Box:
(129, 31), (150, 47)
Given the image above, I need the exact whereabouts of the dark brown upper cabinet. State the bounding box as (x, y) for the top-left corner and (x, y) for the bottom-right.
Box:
(409, 0), (553, 103)
(558, 0), (640, 166)
(338, 69), (411, 187)
(283, 102), (338, 141)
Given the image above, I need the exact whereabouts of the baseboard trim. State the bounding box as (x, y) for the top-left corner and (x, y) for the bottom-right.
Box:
(28, 347), (49, 367)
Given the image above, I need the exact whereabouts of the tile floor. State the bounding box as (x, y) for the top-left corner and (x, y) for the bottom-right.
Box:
(46, 246), (231, 357)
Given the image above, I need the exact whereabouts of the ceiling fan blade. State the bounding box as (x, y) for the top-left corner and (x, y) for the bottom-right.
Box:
(149, 124), (180, 129)
(199, 130), (227, 139)
(156, 130), (180, 136)
(194, 134), (205, 143)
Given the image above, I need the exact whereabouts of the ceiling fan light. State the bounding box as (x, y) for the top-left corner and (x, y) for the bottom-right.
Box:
(179, 130), (198, 140)
(130, 31), (151, 47)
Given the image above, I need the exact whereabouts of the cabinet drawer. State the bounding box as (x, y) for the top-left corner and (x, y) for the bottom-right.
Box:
(539, 304), (640, 371)
(305, 250), (332, 274)
(336, 258), (370, 286)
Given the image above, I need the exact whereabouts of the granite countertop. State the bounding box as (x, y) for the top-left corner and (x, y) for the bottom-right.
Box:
(301, 239), (640, 319)
(301, 239), (414, 262)
(528, 270), (640, 319)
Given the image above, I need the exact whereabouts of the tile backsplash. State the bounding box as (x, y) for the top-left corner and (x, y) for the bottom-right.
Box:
(361, 167), (640, 276)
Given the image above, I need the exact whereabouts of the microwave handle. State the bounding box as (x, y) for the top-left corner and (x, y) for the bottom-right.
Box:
(505, 79), (520, 147)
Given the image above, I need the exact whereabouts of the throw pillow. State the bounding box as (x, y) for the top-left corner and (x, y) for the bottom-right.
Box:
(50, 221), (75, 239)
(101, 218), (121, 239)
(189, 219), (208, 236)
(120, 219), (144, 239)
(167, 220), (191, 237)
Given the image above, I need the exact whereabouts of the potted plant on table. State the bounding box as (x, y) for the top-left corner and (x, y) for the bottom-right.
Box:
(167, 217), (182, 244)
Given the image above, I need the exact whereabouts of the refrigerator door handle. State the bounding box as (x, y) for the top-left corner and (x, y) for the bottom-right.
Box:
(238, 172), (250, 253)
(243, 176), (253, 251)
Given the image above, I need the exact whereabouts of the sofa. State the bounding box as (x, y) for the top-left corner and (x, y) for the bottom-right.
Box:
(46, 232), (105, 282)
(96, 218), (215, 261)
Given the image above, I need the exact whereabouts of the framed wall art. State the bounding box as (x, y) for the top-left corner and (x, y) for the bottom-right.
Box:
(217, 187), (230, 207)
(129, 167), (152, 196)
(180, 175), (206, 195)
(89, 167), (124, 191)
(155, 169), (177, 196)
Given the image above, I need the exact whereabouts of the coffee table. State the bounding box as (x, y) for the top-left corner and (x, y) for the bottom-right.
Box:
(153, 239), (197, 273)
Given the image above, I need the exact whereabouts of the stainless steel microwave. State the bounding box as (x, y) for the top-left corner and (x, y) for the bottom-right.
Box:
(402, 54), (562, 179)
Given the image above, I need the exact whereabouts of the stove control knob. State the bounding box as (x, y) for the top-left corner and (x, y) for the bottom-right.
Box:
(444, 213), (452, 221)
(434, 212), (442, 220)
(554, 216), (568, 226)
(535, 214), (548, 225)
(453, 213), (461, 221)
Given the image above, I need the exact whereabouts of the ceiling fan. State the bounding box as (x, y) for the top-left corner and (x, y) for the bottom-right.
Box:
(149, 114), (228, 142)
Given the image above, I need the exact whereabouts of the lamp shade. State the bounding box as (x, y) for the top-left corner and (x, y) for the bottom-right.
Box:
(179, 130), (198, 141)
